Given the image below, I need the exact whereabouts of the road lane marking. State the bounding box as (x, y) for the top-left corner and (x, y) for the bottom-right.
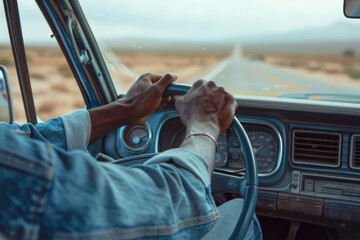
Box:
(245, 62), (308, 93)
(201, 58), (231, 80)
(195, 44), (240, 81)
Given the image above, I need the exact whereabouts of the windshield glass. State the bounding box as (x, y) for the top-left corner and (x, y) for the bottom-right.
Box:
(80, 0), (360, 103)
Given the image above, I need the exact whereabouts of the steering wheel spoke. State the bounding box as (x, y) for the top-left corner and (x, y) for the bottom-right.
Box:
(212, 172), (248, 197)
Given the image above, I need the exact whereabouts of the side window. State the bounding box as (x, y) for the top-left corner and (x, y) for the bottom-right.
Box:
(0, 2), (84, 123)
(18, 1), (84, 122)
(0, 11), (26, 122)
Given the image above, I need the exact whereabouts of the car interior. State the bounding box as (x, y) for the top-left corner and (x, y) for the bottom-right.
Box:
(1, 0), (360, 239)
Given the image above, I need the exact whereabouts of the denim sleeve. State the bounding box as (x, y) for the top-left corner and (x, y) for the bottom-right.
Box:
(0, 109), (90, 151)
(144, 148), (211, 188)
(40, 149), (218, 239)
(0, 118), (68, 150)
(0, 126), (218, 240)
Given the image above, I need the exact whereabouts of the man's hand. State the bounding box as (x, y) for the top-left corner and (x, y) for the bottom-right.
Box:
(175, 80), (237, 173)
(88, 72), (177, 144)
(121, 72), (178, 125)
(175, 80), (237, 140)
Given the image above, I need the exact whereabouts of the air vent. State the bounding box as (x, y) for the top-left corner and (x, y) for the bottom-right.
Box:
(350, 135), (360, 169)
(292, 130), (341, 167)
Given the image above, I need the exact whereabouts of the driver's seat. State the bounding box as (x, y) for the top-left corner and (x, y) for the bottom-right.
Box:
(202, 198), (263, 240)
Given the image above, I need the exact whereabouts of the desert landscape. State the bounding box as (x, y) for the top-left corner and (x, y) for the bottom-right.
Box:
(1, 46), (226, 123)
(2, 44), (360, 124)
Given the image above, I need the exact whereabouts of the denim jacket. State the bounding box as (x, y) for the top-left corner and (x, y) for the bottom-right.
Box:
(0, 110), (219, 240)
(0, 110), (262, 240)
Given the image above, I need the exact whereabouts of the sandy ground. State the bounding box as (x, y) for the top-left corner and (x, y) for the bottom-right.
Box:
(263, 55), (360, 90)
(0, 47), (84, 123)
(1, 47), (223, 123)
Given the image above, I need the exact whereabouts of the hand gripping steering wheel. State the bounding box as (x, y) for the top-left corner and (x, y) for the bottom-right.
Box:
(164, 83), (258, 240)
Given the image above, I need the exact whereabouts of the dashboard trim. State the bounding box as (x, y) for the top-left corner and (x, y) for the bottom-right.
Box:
(234, 95), (360, 116)
(350, 134), (360, 170)
(154, 112), (179, 154)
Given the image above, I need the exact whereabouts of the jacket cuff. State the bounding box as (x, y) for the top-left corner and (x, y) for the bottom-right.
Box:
(60, 109), (91, 151)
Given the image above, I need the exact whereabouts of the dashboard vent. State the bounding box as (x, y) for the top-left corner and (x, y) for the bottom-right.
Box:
(292, 130), (341, 167)
(350, 135), (360, 169)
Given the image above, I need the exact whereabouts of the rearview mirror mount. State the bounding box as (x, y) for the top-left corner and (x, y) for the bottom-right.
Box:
(0, 65), (14, 123)
(344, 0), (360, 18)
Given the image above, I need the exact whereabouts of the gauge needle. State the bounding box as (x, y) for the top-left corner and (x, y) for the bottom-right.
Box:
(253, 145), (264, 154)
(132, 133), (147, 144)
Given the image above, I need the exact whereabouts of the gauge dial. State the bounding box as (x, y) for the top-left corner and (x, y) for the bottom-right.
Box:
(165, 125), (229, 167)
(228, 125), (280, 173)
(122, 123), (152, 152)
(215, 132), (228, 167)
(248, 130), (278, 172)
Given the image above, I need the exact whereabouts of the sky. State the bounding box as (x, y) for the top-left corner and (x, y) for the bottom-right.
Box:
(79, 0), (352, 41)
(0, 0), (359, 45)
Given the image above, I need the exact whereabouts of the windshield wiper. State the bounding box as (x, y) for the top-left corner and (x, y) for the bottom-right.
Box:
(277, 92), (360, 103)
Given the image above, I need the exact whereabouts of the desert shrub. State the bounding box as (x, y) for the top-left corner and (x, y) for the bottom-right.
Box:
(57, 64), (73, 78)
(275, 61), (288, 66)
(348, 68), (360, 80)
(51, 82), (70, 92)
(344, 49), (355, 58)
(0, 58), (13, 66)
(288, 61), (303, 68)
(38, 101), (58, 113)
(30, 72), (46, 80)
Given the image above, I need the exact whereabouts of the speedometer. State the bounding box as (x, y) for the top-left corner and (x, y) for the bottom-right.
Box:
(228, 124), (281, 174)
(248, 130), (278, 172)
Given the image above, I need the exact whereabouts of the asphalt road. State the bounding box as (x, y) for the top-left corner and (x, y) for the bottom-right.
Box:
(192, 45), (359, 97)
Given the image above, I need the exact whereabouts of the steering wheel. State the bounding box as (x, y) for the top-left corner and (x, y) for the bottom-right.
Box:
(113, 83), (258, 239)
(164, 83), (258, 239)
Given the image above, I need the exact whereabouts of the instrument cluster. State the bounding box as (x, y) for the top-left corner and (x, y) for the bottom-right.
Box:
(157, 117), (282, 175)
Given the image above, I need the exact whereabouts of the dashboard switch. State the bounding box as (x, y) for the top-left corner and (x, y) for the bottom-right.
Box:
(291, 171), (301, 194)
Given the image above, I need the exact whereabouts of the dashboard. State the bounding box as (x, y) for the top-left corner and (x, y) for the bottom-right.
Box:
(103, 96), (360, 231)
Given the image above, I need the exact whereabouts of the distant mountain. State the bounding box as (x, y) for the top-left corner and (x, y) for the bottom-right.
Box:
(241, 21), (360, 44)
(242, 39), (360, 55)
(76, 21), (360, 57)
(238, 21), (360, 56)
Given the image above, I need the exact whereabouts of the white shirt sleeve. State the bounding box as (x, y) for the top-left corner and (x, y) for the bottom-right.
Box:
(144, 148), (211, 187)
(60, 109), (91, 151)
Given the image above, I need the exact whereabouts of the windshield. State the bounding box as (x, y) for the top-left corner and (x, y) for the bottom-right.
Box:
(80, 0), (360, 103)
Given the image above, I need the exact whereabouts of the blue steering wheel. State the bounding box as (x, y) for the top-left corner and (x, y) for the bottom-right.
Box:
(164, 83), (258, 240)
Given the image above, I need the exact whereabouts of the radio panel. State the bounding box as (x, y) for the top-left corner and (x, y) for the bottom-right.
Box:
(301, 173), (360, 201)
